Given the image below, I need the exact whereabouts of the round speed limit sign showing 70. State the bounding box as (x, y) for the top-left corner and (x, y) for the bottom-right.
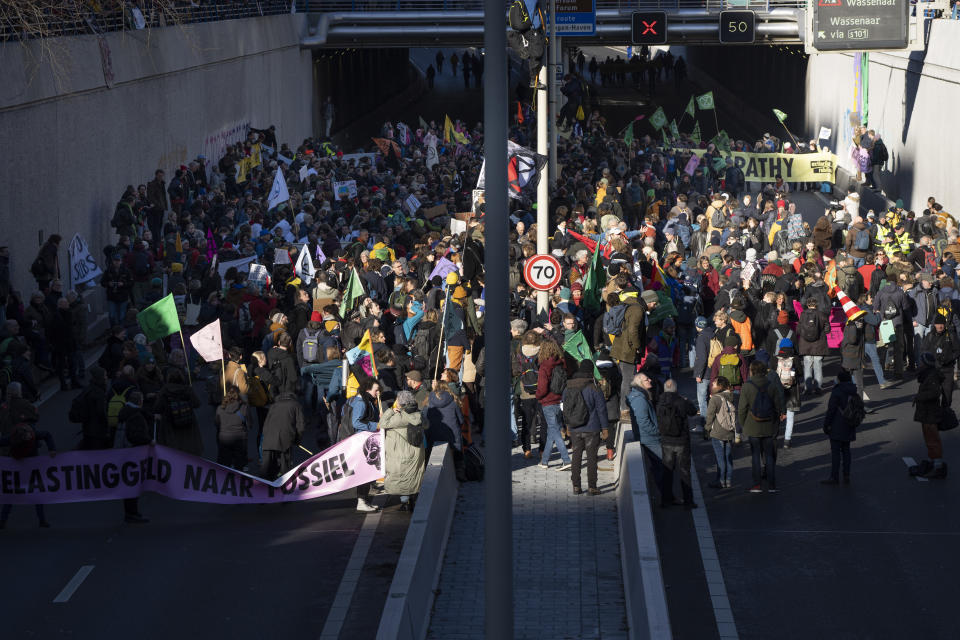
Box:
(523, 254), (563, 291)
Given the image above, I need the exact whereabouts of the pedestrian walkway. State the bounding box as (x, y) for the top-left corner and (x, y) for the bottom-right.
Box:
(427, 444), (628, 639)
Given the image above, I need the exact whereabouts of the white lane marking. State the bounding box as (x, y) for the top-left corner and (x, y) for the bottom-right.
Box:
(902, 457), (929, 482)
(53, 565), (95, 603)
(690, 459), (739, 640)
(317, 510), (382, 640)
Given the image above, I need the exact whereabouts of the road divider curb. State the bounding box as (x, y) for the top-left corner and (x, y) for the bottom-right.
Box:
(616, 426), (673, 639)
(376, 444), (457, 640)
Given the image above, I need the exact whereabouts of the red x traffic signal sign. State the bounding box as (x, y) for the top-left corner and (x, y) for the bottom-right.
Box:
(631, 11), (668, 45)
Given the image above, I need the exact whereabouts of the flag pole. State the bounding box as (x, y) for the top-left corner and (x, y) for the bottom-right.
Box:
(778, 120), (802, 151)
(221, 358), (226, 396)
(298, 444), (314, 456)
(178, 330), (192, 386)
(433, 286), (451, 380)
(370, 342), (383, 415)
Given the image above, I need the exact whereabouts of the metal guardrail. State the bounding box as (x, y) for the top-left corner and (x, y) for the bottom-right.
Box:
(0, 0), (293, 42)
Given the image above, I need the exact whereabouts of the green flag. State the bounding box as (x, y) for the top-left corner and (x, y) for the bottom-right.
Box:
(773, 108), (788, 123)
(717, 129), (731, 151)
(662, 128), (669, 147)
(712, 156), (727, 172)
(419, 115), (429, 131)
(669, 119), (679, 140)
(624, 121), (634, 146)
(649, 106), (667, 130)
(696, 91), (715, 110)
(563, 330), (600, 379)
(685, 96), (695, 118)
(339, 268), (366, 318)
(137, 293), (181, 342)
(582, 242), (606, 314)
(691, 122), (701, 144)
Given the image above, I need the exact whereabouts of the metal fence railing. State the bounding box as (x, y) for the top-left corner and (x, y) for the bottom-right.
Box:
(0, 0), (293, 43)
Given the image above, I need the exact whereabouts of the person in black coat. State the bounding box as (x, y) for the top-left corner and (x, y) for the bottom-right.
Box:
(821, 371), (859, 484)
(260, 391), (305, 480)
(259, 332), (300, 396)
(910, 353), (947, 479)
(921, 314), (958, 405)
(215, 385), (249, 470)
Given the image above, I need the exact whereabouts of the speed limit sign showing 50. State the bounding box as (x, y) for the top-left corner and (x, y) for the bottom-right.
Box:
(523, 254), (563, 291)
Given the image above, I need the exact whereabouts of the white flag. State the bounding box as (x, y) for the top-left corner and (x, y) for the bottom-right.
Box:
(189, 319), (224, 363)
(295, 243), (316, 284)
(268, 169), (290, 210)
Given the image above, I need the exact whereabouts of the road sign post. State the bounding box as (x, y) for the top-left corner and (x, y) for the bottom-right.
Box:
(524, 254), (563, 291)
(719, 10), (756, 44)
(552, 0), (596, 36)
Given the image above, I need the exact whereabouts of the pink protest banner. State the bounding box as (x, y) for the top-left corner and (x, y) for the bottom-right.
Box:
(683, 154), (700, 177)
(0, 432), (383, 506)
(791, 301), (846, 349)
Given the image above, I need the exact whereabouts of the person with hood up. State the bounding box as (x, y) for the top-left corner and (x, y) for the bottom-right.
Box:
(426, 377), (466, 481)
(116, 389), (152, 523)
(563, 360), (608, 495)
(820, 370), (860, 485)
(381, 390), (426, 511)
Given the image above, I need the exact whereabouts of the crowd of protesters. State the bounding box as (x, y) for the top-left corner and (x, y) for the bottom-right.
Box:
(1, 85), (957, 528)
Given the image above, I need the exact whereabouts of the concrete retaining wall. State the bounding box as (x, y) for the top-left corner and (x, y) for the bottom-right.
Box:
(0, 14), (314, 299)
(616, 427), (673, 640)
(805, 19), (960, 212)
(377, 444), (458, 640)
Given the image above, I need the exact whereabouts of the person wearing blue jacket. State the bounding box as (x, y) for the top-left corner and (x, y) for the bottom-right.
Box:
(627, 372), (666, 502)
(564, 360), (608, 495)
(345, 378), (381, 512)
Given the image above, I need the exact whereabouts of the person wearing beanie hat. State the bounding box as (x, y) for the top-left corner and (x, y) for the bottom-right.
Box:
(380, 388), (427, 510)
(692, 314), (716, 420)
(910, 352), (949, 478)
(920, 310), (957, 404)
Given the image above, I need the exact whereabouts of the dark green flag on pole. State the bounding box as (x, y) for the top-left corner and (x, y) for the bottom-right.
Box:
(582, 241), (606, 315)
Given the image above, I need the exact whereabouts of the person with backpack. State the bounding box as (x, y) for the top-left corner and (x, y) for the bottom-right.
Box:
(656, 378), (698, 508)
(563, 360), (607, 495)
(845, 216), (873, 267)
(797, 297), (828, 396)
(535, 340), (571, 470)
(0, 421), (55, 529)
(774, 339), (802, 448)
(821, 370), (864, 485)
(709, 333), (747, 390)
(512, 331), (542, 457)
(153, 368), (202, 456)
(116, 389), (152, 524)
(738, 361), (785, 493)
(704, 376), (737, 489)
(874, 277), (908, 378)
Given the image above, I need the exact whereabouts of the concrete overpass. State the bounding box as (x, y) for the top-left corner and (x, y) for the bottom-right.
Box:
(300, 1), (806, 47)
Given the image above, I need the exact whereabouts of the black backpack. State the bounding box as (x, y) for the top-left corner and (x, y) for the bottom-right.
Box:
(800, 311), (821, 342)
(409, 326), (434, 363)
(656, 397), (684, 438)
(872, 140), (888, 164)
(562, 387), (589, 429)
(549, 365), (567, 396)
(508, 0), (532, 32)
(747, 380), (776, 422)
(464, 443), (485, 481)
(167, 398), (194, 429)
(840, 393), (866, 428)
(518, 354), (539, 394)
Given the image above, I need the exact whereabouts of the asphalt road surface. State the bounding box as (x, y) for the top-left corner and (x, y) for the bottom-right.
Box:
(0, 371), (409, 639)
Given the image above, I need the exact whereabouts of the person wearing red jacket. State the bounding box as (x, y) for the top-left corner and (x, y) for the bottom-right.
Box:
(535, 340), (571, 470)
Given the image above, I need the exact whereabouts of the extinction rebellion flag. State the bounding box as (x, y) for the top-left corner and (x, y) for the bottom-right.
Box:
(476, 140), (547, 202)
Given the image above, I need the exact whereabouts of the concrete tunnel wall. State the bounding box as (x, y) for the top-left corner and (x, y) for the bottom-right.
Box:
(0, 14), (315, 301)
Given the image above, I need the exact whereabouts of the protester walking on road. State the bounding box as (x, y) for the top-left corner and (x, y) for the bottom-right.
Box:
(215, 384), (249, 470)
(260, 390), (305, 481)
(910, 353), (949, 479)
(74, 366), (111, 450)
(704, 377), (736, 489)
(117, 389), (152, 523)
(0, 418), (55, 529)
(739, 361), (785, 493)
(657, 379), (698, 508)
(564, 360), (606, 495)
(348, 379), (383, 511)
(535, 340), (571, 470)
(380, 390), (425, 511)
(821, 371), (862, 485)
(154, 368), (202, 456)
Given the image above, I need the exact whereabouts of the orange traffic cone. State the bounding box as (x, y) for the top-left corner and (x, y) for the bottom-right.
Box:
(836, 289), (866, 321)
